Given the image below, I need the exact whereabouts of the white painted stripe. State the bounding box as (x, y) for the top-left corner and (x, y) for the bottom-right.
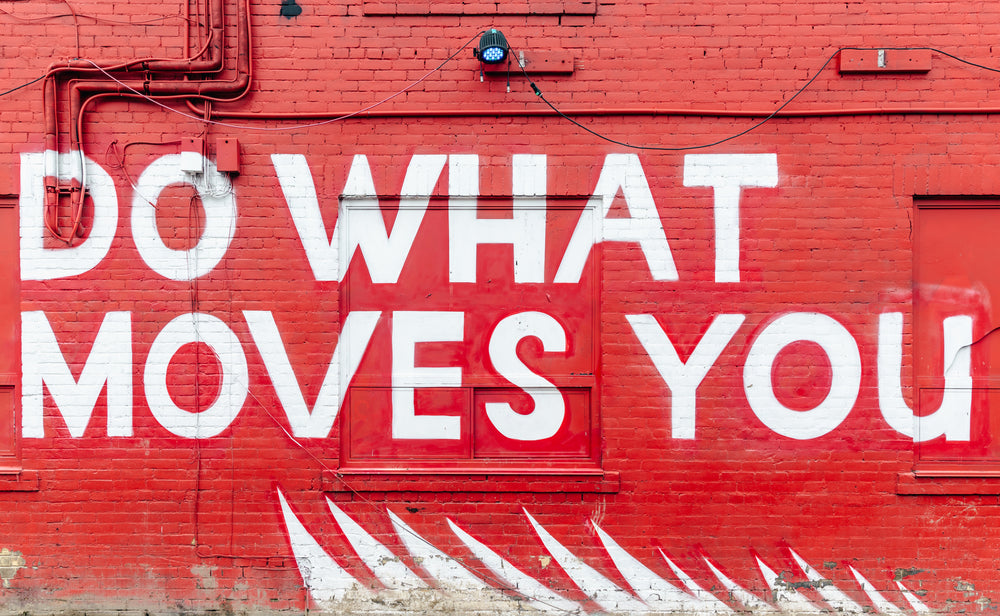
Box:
(387, 509), (488, 592)
(325, 498), (426, 591)
(849, 566), (904, 614)
(702, 556), (775, 612)
(591, 521), (712, 613)
(755, 556), (823, 614)
(276, 489), (367, 604)
(788, 549), (863, 613)
(896, 580), (930, 613)
(446, 518), (583, 615)
(275, 491), (939, 614)
(524, 509), (649, 614)
(660, 550), (735, 613)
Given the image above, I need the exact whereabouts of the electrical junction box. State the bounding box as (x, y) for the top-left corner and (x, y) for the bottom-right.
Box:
(839, 48), (932, 73)
(215, 137), (240, 174)
(180, 137), (204, 173)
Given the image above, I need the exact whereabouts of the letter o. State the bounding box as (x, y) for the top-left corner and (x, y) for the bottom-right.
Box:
(743, 312), (861, 440)
(131, 154), (236, 280)
(145, 313), (248, 438)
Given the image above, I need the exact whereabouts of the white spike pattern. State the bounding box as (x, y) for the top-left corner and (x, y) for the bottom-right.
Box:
(326, 498), (427, 591)
(703, 556), (776, 613)
(789, 548), (864, 613)
(524, 509), (650, 613)
(276, 489), (935, 614)
(755, 556), (823, 614)
(592, 520), (711, 614)
(661, 550), (735, 613)
(850, 565), (905, 614)
(387, 508), (489, 592)
(896, 581), (930, 613)
(276, 489), (367, 604)
(446, 518), (585, 615)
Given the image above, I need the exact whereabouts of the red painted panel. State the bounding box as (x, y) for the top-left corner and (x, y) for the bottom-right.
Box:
(914, 202), (1000, 470)
(343, 199), (598, 469)
(472, 387), (591, 458)
(0, 198), (18, 469)
(346, 387), (473, 460)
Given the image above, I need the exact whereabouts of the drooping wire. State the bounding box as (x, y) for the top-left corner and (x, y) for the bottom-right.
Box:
(510, 45), (1000, 151)
(3, 0), (84, 56)
(8, 42), (1000, 145)
(520, 52), (837, 151)
(0, 73), (47, 98)
(104, 138), (185, 207)
(922, 46), (1000, 73)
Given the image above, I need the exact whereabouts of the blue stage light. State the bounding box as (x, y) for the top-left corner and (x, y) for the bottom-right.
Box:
(475, 29), (509, 65)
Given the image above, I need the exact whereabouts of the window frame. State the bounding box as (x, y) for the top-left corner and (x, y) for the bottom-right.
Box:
(0, 195), (20, 473)
(334, 190), (608, 486)
(902, 197), (1000, 491)
(362, 0), (597, 15)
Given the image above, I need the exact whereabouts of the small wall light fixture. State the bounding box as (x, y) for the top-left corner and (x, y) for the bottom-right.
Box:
(474, 29), (509, 65)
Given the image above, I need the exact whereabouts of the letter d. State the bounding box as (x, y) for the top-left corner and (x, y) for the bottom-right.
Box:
(20, 151), (117, 280)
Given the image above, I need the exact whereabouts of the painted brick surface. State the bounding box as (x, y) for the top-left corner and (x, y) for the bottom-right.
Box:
(2, 0), (1000, 613)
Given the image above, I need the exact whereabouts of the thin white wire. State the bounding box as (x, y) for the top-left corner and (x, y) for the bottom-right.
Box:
(74, 32), (480, 132)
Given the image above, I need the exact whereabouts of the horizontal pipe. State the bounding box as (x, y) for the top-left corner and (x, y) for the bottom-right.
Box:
(66, 0), (249, 145)
(44, 0), (250, 246)
(43, 3), (221, 80)
(208, 105), (1000, 121)
(48, 30), (219, 76)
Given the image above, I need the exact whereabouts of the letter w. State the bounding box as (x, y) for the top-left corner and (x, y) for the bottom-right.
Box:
(271, 153), (446, 283)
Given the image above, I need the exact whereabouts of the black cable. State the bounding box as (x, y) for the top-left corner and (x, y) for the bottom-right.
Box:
(0, 73), (46, 98)
(906, 46), (1000, 73)
(509, 45), (1000, 151)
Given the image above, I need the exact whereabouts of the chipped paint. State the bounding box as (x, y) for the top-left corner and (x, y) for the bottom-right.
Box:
(191, 564), (218, 590)
(0, 548), (25, 588)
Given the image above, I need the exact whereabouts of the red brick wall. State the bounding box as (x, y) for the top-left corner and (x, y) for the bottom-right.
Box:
(2, 0), (1000, 612)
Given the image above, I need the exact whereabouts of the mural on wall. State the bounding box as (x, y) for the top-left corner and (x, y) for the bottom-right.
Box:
(19, 151), (974, 447)
(15, 147), (980, 611)
(13, 0), (1000, 610)
(278, 488), (932, 614)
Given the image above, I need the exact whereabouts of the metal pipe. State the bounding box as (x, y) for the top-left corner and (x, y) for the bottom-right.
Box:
(43, 0), (250, 244)
(208, 105), (1000, 121)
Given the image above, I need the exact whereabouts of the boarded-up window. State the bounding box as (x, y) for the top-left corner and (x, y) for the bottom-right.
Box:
(913, 199), (1000, 475)
(339, 185), (600, 474)
(0, 196), (19, 471)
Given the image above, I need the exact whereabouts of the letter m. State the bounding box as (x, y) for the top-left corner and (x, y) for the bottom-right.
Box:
(22, 311), (132, 437)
